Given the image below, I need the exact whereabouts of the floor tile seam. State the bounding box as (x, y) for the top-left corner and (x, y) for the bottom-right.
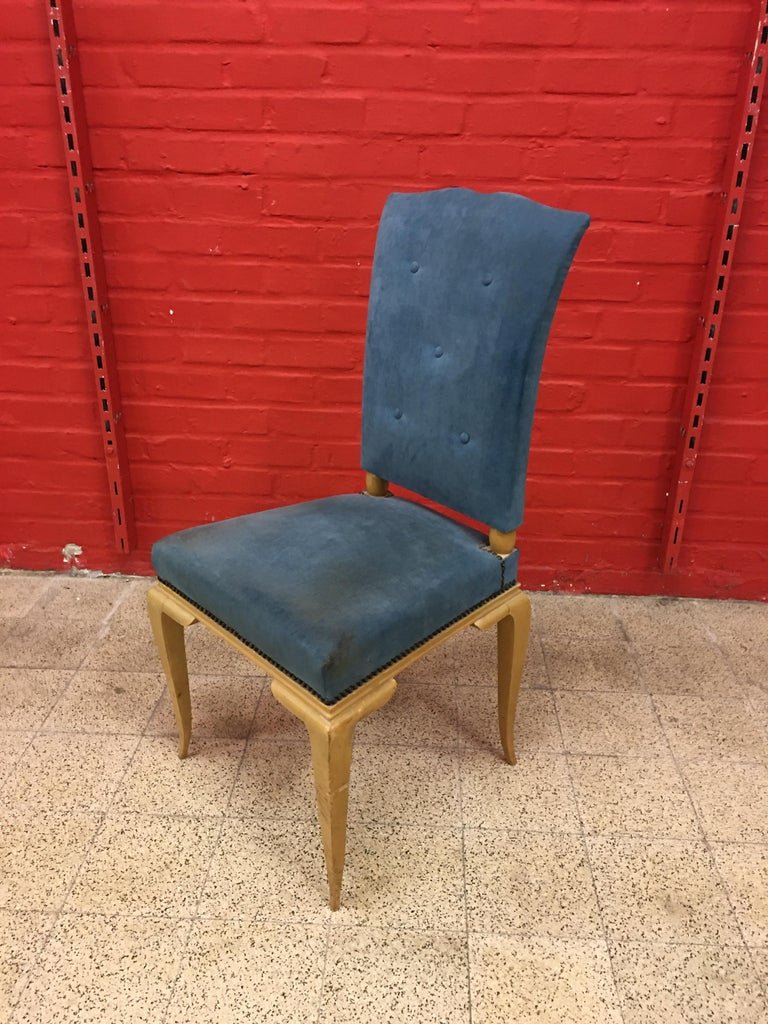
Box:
(0, 587), (144, 800)
(645, 692), (753, 953)
(2, 575), (56, 623)
(745, 946), (768, 1009)
(648, 687), (768, 776)
(313, 917), (334, 1024)
(0, 906), (60, 1018)
(157, 918), (197, 1024)
(455, 699), (475, 1024)
(155, 730), (251, 1024)
(553, 690), (629, 1024)
(48, 649), (177, 939)
(4, 808), (109, 1015)
(24, 583), (142, 732)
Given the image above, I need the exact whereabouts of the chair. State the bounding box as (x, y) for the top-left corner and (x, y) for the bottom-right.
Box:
(147, 187), (589, 909)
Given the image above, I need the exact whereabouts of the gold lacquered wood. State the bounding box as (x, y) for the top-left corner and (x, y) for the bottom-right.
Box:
(364, 471), (390, 496)
(147, 584), (197, 759)
(489, 528), (517, 555)
(146, 580), (531, 907)
(271, 674), (397, 910)
(496, 589), (531, 765)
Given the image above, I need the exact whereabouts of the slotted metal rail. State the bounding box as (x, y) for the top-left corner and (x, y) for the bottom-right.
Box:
(44, 0), (134, 553)
(661, 0), (768, 572)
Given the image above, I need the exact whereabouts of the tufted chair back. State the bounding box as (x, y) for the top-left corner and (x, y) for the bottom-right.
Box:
(361, 188), (589, 533)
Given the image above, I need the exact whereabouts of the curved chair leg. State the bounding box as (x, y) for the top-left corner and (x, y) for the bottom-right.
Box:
(147, 583), (197, 759)
(271, 675), (397, 910)
(497, 589), (531, 765)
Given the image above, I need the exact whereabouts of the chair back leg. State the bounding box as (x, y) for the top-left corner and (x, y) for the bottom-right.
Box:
(497, 590), (531, 765)
(147, 583), (196, 759)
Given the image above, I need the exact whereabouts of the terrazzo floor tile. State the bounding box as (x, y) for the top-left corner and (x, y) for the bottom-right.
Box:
(354, 683), (460, 747)
(2, 734), (138, 812)
(251, 689), (307, 742)
(2, 573), (767, 1023)
(464, 829), (601, 939)
(35, 576), (129, 620)
(711, 843), (768, 946)
(65, 814), (220, 917)
(682, 759), (768, 843)
(111, 736), (245, 816)
(0, 811), (101, 911)
(544, 638), (643, 692)
(0, 911), (55, 1019)
(460, 750), (579, 832)
(0, 734), (33, 786)
(610, 941), (768, 1024)
(685, 598), (767, 640)
(448, 631), (549, 689)
(396, 643), (458, 685)
(751, 947), (768, 990)
(587, 837), (742, 944)
(321, 927), (470, 1024)
(165, 920), (327, 1024)
(333, 825), (465, 931)
(568, 754), (700, 839)
(198, 819), (330, 923)
(43, 671), (165, 734)
(0, 670), (73, 731)
(613, 597), (706, 645)
(469, 934), (622, 1024)
(227, 738), (316, 820)
(77, 614), (159, 674)
(725, 644), (768, 703)
(530, 594), (625, 644)
(1, 616), (98, 670)
(0, 576), (52, 618)
(10, 913), (190, 1024)
(457, 688), (563, 754)
(555, 692), (667, 756)
(184, 625), (268, 676)
(634, 639), (736, 696)
(146, 673), (264, 739)
(654, 695), (768, 762)
(351, 745), (461, 827)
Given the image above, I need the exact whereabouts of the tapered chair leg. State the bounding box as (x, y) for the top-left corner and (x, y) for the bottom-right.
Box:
(497, 589), (531, 765)
(271, 675), (397, 910)
(147, 584), (197, 759)
(306, 718), (356, 910)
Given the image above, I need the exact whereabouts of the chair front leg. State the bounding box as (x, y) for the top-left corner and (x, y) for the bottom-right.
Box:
(497, 589), (531, 765)
(147, 583), (197, 759)
(271, 675), (397, 910)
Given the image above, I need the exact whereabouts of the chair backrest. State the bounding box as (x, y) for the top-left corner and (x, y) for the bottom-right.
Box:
(361, 188), (589, 533)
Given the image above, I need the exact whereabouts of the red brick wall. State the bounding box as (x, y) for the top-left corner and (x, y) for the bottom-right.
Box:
(2, 0), (767, 599)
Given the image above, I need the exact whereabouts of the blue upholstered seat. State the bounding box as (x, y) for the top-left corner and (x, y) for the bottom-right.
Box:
(152, 187), (588, 705)
(153, 494), (513, 703)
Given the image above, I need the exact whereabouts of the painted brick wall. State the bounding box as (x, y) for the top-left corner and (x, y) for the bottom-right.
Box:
(2, 0), (767, 599)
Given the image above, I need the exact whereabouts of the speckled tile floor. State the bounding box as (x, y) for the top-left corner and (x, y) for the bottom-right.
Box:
(1, 572), (767, 1023)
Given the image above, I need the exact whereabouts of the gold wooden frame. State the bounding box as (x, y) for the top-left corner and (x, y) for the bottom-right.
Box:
(147, 572), (530, 910)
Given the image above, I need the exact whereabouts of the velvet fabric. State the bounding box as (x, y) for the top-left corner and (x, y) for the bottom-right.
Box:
(153, 494), (513, 703)
(361, 188), (589, 533)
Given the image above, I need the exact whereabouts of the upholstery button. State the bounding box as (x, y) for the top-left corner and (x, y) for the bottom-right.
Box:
(394, 408), (402, 419)
(482, 273), (493, 286)
(459, 431), (470, 444)
(434, 346), (443, 358)
(410, 261), (419, 273)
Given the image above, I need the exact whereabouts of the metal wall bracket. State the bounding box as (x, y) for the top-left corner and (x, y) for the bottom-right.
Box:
(44, 0), (135, 553)
(661, 0), (768, 572)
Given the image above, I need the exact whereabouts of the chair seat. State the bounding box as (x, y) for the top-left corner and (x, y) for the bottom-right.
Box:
(152, 494), (516, 703)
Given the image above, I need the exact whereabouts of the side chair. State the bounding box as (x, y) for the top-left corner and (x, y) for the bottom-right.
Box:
(147, 187), (589, 909)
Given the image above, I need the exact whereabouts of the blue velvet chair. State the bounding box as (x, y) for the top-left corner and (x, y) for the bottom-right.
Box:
(147, 188), (589, 909)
